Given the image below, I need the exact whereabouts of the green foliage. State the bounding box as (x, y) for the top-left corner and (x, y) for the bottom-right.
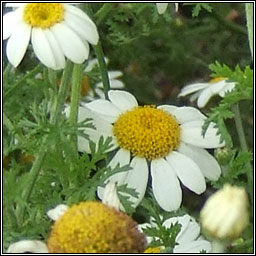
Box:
(184, 3), (213, 17)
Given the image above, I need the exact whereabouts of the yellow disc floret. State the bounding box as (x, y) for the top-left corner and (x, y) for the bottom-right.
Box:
(209, 77), (226, 84)
(23, 3), (65, 29)
(47, 201), (147, 253)
(113, 106), (180, 160)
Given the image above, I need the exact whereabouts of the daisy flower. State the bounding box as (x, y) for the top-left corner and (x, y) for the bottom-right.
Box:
(81, 90), (224, 212)
(80, 58), (125, 102)
(178, 77), (236, 108)
(156, 3), (179, 15)
(139, 214), (212, 253)
(3, 3), (99, 70)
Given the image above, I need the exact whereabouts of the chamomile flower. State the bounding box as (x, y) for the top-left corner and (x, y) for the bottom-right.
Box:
(156, 3), (179, 14)
(3, 3), (99, 70)
(80, 90), (224, 212)
(178, 77), (236, 108)
(80, 58), (125, 102)
(47, 201), (146, 253)
(140, 214), (212, 253)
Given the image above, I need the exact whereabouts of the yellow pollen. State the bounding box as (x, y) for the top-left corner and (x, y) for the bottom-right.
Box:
(144, 246), (162, 253)
(113, 106), (180, 160)
(47, 201), (146, 253)
(23, 3), (64, 28)
(209, 76), (226, 84)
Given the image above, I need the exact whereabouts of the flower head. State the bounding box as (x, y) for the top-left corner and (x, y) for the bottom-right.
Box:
(47, 201), (146, 253)
(140, 214), (212, 253)
(178, 77), (236, 108)
(3, 3), (99, 69)
(200, 184), (249, 240)
(156, 3), (179, 14)
(78, 90), (224, 212)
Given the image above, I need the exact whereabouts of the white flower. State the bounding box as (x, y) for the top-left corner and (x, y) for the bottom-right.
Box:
(76, 90), (224, 212)
(47, 204), (69, 221)
(156, 3), (179, 14)
(200, 184), (249, 240)
(139, 214), (212, 253)
(80, 58), (125, 102)
(178, 77), (236, 108)
(3, 3), (99, 70)
(7, 240), (48, 253)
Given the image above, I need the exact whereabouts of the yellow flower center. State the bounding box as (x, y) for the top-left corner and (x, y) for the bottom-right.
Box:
(113, 106), (180, 160)
(209, 76), (226, 84)
(47, 201), (146, 253)
(23, 3), (65, 28)
(144, 246), (162, 253)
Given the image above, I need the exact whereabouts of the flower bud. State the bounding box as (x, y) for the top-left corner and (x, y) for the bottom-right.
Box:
(200, 184), (249, 241)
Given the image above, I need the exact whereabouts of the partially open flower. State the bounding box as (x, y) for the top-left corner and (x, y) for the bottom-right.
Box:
(200, 184), (249, 240)
(47, 201), (147, 253)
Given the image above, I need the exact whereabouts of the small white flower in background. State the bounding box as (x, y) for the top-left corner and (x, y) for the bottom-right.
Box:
(7, 240), (48, 253)
(76, 90), (224, 212)
(139, 214), (212, 253)
(80, 58), (125, 102)
(200, 184), (249, 240)
(178, 77), (236, 108)
(3, 3), (99, 70)
(156, 3), (179, 15)
(47, 204), (69, 221)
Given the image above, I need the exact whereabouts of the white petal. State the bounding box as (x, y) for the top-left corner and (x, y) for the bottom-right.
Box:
(85, 99), (122, 123)
(178, 142), (221, 181)
(151, 158), (182, 211)
(181, 121), (225, 148)
(177, 218), (200, 244)
(218, 82), (236, 97)
(172, 106), (206, 124)
(97, 148), (130, 200)
(7, 240), (48, 253)
(166, 151), (206, 194)
(3, 8), (22, 39)
(178, 82), (209, 97)
(156, 3), (168, 14)
(51, 23), (89, 64)
(6, 21), (31, 67)
(157, 105), (178, 115)
(108, 90), (138, 112)
(6, 3), (27, 7)
(108, 71), (123, 79)
(47, 204), (69, 221)
(122, 157), (148, 208)
(31, 28), (65, 70)
(109, 79), (125, 89)
(174, 240), (212, 253)
(63, 10), (99, 45)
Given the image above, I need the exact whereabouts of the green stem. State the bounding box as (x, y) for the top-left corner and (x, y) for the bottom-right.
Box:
(245, 3), (253, 59)
(69, 64), (83, 149)
(84, 3), (110, 99)
(95, 3), (114, 25)
(16, 144), (47, 226)
(211, 240), (227, 253)
(48, 68), (57, 90)
(232, 104), (253, 202)
(3, 112), (25, 143)
(4, 64), (42, 99)
(50, 60), (73, 124)
(93, 42), (111, 99)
